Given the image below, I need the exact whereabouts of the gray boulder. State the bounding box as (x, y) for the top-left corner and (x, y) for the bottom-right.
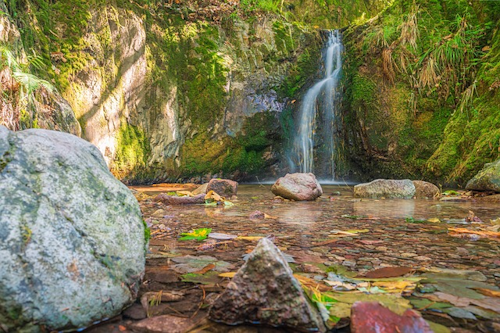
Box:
(209, 238), (326, 332)
(0, 126), (146, 332)
(207, 179), (238, 197)
(412, 180), (440, 199)
(466, 159), (500, 192)
(271, 173), (323, 201)
(354, 179), (416, 199)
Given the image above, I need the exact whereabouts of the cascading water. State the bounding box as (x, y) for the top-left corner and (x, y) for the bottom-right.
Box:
(290, 30), (342, 180)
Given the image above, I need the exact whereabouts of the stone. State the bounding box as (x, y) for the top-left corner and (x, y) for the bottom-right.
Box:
(249, 210), (265, 219)
(0, 126), (145, 331)
(271, 173), (323, 201)
(466, 159), (500, 192)
(353, 179), (416, 199)
(128, 314), (198, 333)
(412, 180), (440, 199)
(350, 302), (433, 333)
(192, 183), (209, 195)
(208, 238), (326, 332)
(207, 179), (238, 197)
(153, 193), (205, 205)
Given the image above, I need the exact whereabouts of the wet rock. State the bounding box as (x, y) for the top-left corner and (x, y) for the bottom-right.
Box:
(350, 302), (432, 333)
(207, 179), (238, 197)
(208, 238), (326, 332)
(466, 159), (500, 192)
(123, 303), (147, 320)
(0, 126), (145, 331)
(271, 173), (323, 201)
(249, 210), (265, 219)
(412, 180), (440, 199)
(154, 193), (205, 205)
(354, 179), (416, 199)
(192, 183), (209, 195)
(128, 314), (198, 333)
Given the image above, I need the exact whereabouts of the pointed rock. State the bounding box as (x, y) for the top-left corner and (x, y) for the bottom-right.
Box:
(208, 238), (326, 332)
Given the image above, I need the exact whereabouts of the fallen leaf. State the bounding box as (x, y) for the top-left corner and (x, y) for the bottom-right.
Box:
(208, 232), (237, 240)
(363, 267), (414, 279)
(295, 274), (331, 292)
(218, 272), (236, 278)
(236, 236), (263, 241)
(474, 288), (500, 298)
(193, 263), (216, 274)
(427, 218), (441, 223)
(179, 228), (212, 241)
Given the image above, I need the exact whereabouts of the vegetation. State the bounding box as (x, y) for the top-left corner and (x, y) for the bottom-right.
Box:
(343, 0), (500, 184)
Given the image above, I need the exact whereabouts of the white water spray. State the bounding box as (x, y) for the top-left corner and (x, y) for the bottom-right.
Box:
(292, 30), (342, 179)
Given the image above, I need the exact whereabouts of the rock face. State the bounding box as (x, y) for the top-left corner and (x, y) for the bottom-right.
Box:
(0, 126), (145, 331)
(271, 173), (323, 201)
(207, 179), (238, 197)
(412, 180), (440, 199)
(350, 302), (432, 333)
(466, 159), (500, 192)
(209, 238), (326, 332)
(354, 179), (416, 199)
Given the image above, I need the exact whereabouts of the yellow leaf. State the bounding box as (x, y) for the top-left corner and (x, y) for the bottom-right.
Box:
(177, 190), (195, 197)
(236, 236), (263, 241)
(427, 218), (441, 223)
(372, 280), (416, 293)
(219, 272), (236, 278)
(205, 190), (224, 202)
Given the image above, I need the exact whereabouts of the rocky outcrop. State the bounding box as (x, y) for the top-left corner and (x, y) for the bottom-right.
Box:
(271, 173), (323, 200)
(0, 126), (145, 331)
(207, 179), (238, 197)
(466, 159), (500, 192)
(0, 3), (81, 136)
(354, 179), (416, 199)
(209, 238), (326, 332)
(412, 180), (440, 199)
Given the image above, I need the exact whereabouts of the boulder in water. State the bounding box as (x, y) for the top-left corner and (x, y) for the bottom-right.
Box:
(208, 238), (326, 332)
(207, 179), (238, 197)
(0, 126), (146, 331)
(271, 173), (323, 201)
(354, 179), (415, 199)
(466, 159), (500, 192)
(412, 180), (440, 199)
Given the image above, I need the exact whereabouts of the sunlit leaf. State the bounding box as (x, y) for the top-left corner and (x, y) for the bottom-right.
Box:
(179, 228), (212, 241)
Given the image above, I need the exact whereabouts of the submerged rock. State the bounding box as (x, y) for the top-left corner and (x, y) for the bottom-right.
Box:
(154, 193), (206, 205)
(207, 179), (238, 197)
(412, 180), (440, 199)
(208, 238), (326, 332)
(350, 302), (432, 333)
(0, 126), (145, 331)
(466, 159), (500, 192)
(354, 179), (416, 199)
(271, 173), (323, 201)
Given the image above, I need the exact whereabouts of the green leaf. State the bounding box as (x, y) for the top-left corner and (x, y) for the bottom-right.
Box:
(179, 228), (212, 241)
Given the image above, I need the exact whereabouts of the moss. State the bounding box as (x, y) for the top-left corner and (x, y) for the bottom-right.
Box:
(111, 121), (150, 181)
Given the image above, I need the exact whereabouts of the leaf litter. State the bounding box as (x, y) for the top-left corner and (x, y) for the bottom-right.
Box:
(102, 184), (500, 333)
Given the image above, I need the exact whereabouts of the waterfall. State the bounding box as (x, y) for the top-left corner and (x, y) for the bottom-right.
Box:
(291, 30), (342, 179)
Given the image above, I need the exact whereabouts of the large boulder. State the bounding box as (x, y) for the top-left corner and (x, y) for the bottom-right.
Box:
(354, 179), (415, 199)
(271, 173), (323, 201)
(207, 179), (238, 197)
(0, 126), (146, 332)
(412, 180), (440, 199)
(466, 159), (500, 192)
(209, 238), (326, 332)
